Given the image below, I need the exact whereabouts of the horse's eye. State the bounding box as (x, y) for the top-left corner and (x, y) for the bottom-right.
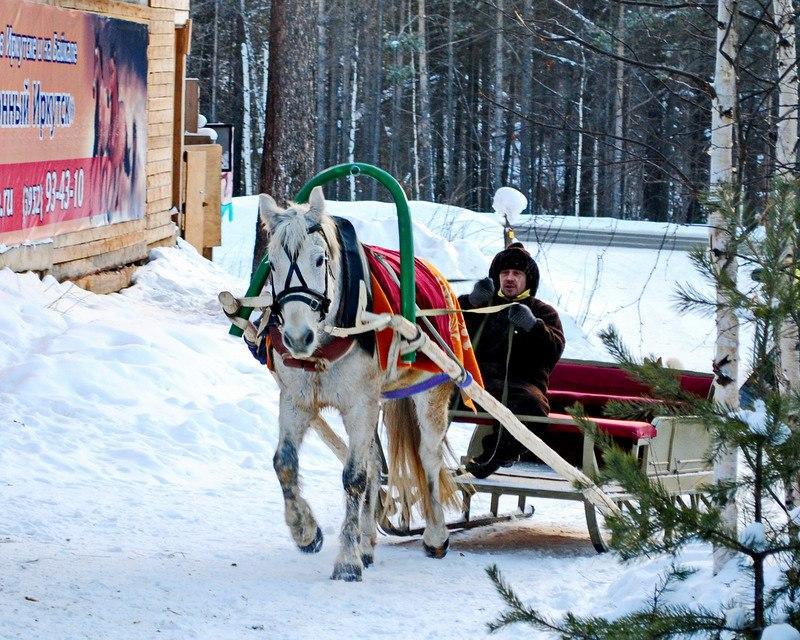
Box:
(315, 255), (324, 267)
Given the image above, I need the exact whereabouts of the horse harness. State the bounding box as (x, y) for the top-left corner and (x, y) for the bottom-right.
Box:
(268, 222), (332, 323)
(265, 217), (374, 372)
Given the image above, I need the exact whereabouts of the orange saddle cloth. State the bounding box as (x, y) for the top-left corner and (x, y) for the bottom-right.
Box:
(364, 245), (483, 390)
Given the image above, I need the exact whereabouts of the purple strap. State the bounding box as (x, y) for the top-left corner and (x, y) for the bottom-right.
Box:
(381, 373), (452, 400)
(456, 372), (473, 388)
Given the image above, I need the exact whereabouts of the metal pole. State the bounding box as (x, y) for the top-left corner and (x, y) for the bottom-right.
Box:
(229, 163), (417, 362)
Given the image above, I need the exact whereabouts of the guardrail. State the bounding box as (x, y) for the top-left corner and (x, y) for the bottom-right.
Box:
(514, 222), (707, 252)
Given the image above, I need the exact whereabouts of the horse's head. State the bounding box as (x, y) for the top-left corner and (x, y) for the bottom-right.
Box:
(260, 186), (339, 359)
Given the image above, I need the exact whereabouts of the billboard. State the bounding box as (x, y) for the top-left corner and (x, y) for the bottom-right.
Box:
(0, 0), (148, 245)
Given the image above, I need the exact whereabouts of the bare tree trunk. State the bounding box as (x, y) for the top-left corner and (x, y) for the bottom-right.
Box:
(592, 137), (599, 217)
(211, 0), (219, 121)
(710, 0), (740, 574)
(773, 0), (800, 510)
(492, 0), (505, 190)
(253, 0), (317, 271)
(337, 0), (355, 195)
(238, 0), (258, 192)
(241, 42), (253, 195)
(443, 0), (455, 199)
(574, 49), (586, 217)
(389, 2), (405, 179)
(774, 0), (798, 178)
(256, 43), (268, 155)
(410, 10), (420, 201)
(348, 40), (359, 199)
(327, 20), (340, 193)
(411, 54), (420, 199)
(611, 2), (626, 218)
(519, 0), (534, 212)
(417, 0), (434, 200)
(367, 1), (384, 198)
(315, 0), (327, 171)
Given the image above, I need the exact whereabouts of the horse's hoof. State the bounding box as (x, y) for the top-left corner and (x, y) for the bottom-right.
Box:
(361, 553), (374, 568)
(298, 527), (323, 554)
(331, 563), (362, 582)
(423, 538), (449, 559)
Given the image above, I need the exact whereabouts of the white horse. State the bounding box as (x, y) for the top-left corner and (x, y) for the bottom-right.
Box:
(259, 186), (459, 581)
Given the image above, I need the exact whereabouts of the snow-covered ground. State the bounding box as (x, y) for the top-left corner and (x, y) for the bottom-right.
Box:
(0, 196), (761, 639)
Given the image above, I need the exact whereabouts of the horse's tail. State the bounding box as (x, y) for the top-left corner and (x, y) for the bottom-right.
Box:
(382, 396), (460, 524)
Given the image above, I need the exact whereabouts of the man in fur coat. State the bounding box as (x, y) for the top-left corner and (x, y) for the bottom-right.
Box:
(458, 242), (565, 478)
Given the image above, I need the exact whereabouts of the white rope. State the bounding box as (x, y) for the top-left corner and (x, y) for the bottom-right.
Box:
(359, 310), (623, 518)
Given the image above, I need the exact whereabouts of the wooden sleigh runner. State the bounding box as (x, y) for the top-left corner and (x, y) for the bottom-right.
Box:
(380, 358), (715, 553)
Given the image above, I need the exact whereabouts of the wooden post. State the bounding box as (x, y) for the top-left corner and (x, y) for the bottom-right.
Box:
(182, 144), (222, 256)
(173, 22), (192, 214)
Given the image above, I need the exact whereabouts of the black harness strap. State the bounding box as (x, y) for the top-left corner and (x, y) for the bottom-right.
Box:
(269, 222), (332, 321)
(331, 216), (374, 356)
(267, 216), (375, 359)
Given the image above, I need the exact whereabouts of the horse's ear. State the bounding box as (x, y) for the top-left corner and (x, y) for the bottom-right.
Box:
(307, 186), (326, 219)
(259, 193), (283, 230)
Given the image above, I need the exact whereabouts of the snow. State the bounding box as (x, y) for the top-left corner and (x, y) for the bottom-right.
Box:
(724, 606), (750, 630)
(734, 399), (770, 436)
(762, 624), (800, 640)
(731, 400), (792, 445)
(0, 195), (767, 639)
(492, 186), (527, 224)
(739, 522), (768, 552)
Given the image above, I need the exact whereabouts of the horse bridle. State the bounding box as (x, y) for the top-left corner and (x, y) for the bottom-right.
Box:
(269, 223), (334, 323)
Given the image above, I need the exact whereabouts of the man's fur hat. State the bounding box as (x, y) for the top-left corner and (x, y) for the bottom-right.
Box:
(489, 242), (540, 295)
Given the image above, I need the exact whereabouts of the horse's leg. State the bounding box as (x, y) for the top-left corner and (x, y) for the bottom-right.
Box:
(273, 395), (322, 553)
(332, 401), (380, 582)
(358, 437), (381, 568)
(412, 383), (454, 558)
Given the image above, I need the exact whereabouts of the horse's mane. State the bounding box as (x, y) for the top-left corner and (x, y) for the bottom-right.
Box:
(267, 202), (340, 265)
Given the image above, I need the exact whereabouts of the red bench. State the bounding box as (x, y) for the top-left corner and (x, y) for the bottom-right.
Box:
(545, 359), (713, 440)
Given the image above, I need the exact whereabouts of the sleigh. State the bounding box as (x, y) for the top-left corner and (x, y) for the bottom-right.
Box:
(444, 358), (715, 552)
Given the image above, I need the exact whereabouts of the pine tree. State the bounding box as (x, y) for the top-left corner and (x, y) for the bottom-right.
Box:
(487, 184), (800, 638)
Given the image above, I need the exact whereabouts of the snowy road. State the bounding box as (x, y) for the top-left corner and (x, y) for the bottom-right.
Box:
(1, 199), (741, 639)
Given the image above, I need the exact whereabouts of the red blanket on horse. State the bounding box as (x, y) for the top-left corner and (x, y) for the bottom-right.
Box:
(364, 245), (483, 388)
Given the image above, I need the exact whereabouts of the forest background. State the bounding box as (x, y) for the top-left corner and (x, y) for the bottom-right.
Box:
(186, 0), (794, 223)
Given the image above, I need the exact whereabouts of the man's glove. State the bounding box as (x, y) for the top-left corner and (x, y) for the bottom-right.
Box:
(508, 303), (540, 332)
(469, 277), (495, 307)
(245, 333), (268, 365)
(244, 314), (268, 365)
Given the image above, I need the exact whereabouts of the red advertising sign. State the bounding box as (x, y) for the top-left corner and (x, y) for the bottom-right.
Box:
(0, 0), (148, 245)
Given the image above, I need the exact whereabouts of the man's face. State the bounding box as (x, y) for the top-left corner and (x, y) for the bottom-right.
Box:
(499, 269), (527, 298)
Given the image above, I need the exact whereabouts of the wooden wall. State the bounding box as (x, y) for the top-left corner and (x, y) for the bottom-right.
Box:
(0, 0), (190, 294)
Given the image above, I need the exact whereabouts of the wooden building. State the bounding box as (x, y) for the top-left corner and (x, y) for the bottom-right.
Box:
(0, 0), (217, 294)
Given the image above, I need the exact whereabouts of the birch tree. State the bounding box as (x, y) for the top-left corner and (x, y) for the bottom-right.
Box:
(611, 3), (627, 218)
(240, 42), (253, 195)
(708, 0), (740, 574)
(772, 0), (799, 510)
(773, 0), (800, 390)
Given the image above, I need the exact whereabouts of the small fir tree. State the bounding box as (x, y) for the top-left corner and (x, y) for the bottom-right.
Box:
(487, 184), (800, 639)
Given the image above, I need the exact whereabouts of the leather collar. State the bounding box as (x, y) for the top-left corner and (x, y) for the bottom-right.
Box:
(268, 324), (356, 372)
